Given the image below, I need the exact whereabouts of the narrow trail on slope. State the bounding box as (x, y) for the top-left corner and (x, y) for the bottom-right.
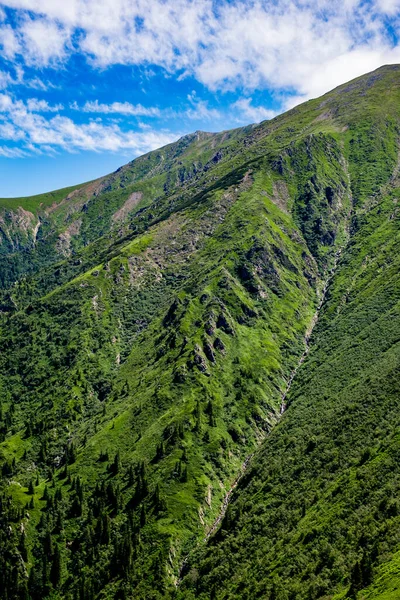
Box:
(177, 250), (343, 583)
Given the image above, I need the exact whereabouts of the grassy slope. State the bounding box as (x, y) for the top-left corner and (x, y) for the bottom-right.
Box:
(178, 70), (400, 599)
(0, 128), (263, 296)
(361, 551), (400, 600)
(0, 184), (88, 213)
(0, 163), (323, 599)
(0, 65), (400, 599)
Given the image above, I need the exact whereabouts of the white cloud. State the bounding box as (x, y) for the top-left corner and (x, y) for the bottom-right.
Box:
(0, 0), (399, 102)
(185, 92), (221, 120)
(0, 63), (54, 93)
(0, 22), (20, 59)
(19, 16), (70, 66)
(374, 0), (400, 15)
(0, 0), (398, 130)
(0, 92), (13, 111)
(281, 45), (400, 109)
(0, 69), (13, 89)
(26, 97), (63, 112)
(233, 98), (276, 123)
(0, 119), (25, 140)
(0, 145), (28, 157)
(0, 92), (180, 155)
(71, 99), (160, 117)
(71, 95), (223, 123)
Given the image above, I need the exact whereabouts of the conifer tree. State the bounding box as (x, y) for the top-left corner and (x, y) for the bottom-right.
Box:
(19, 532), (28, 562)
(102, 514), (110, 544)
(43, 531), (54, 558)
(111, 451), (121, 475)
(49, 545), (61, 588)
(140, 504), (146, 527)
(155, 441), (164, 461)
(127, 465), (134, 486)
(42, 486), (49, 502)
(181, 465), (188, 483)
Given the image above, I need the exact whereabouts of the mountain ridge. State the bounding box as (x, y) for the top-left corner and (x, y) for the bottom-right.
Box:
(0, 64), (400, 600)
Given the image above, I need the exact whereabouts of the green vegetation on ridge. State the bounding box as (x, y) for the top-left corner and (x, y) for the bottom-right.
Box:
(1, 65), (400, 600)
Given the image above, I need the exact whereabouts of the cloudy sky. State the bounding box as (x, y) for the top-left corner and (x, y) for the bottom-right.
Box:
(0, 0), (399, 196)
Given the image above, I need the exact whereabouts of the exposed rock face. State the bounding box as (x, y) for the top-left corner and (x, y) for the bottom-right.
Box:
(213, 337), (226, 353)
(56, 219), (82, 256)
(191, 345), (209, 374)
(216, 313), (235, 335)
(0, 207), (38, 251)
(203, 341), (216, 363)
(112, 192), (143, 223)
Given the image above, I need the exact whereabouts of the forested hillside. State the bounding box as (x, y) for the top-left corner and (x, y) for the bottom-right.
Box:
(1, 65), (400, 600)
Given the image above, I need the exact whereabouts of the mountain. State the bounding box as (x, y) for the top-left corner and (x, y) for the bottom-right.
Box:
(1, 64), (400, 600)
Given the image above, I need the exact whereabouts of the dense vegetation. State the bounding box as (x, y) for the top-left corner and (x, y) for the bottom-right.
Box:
(1, 65), (400, 599)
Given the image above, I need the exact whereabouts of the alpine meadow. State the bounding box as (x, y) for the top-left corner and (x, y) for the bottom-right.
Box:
(2, 64), (400, 600)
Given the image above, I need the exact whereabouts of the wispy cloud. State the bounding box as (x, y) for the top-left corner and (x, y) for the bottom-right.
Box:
(0, 144), (28, 157)
(233, 98), (276, 123)
(71, 100), (160, 117)
(185, 92), (221, 121)
(0, 69), (13, 89)
(0, 93), (180, 155)
(71, 95), (223, 123)
(27, 97), (63, 112)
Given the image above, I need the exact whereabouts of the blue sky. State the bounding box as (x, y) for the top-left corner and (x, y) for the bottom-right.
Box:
(0, 0), (399, 197)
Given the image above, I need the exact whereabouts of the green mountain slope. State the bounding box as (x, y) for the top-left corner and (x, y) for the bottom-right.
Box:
(179, 131), (400, 600)
(1, 65), (400, 600)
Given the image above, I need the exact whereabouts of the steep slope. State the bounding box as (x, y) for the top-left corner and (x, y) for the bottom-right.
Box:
(179, 133), (400, 600)
(0, 127), (259, 295)
(0, 65), (400, 600)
